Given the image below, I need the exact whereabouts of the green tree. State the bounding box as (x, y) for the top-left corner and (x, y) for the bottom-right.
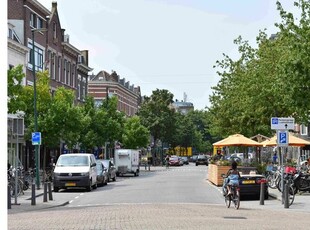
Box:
(137, 89), (175, 147)
(208, 0), (310, 138)
(7, 65), (26, 114)
(122, 116), (150, 149)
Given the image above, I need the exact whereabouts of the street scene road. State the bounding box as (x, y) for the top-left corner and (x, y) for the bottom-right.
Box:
(8, 164), (310, 230)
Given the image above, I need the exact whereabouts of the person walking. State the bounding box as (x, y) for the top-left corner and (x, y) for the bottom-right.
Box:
(165, 155), (170, 169)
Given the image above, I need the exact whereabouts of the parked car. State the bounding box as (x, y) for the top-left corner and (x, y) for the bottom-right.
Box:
(227, 155), (242, 164)
(178, 157), (184, 166)
(238, 167), (269, 199)
(53, 153), (97, 192)
(196, 155), (208, 166)
(99, 159), (117, 182)
(96, 160), (108, 186)
(189, 155), (198, 163)
(169, 156), (182, 166)
(181, 157), (189, 165)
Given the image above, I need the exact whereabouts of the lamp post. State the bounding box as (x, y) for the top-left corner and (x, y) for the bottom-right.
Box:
(31, 28), (47, 189)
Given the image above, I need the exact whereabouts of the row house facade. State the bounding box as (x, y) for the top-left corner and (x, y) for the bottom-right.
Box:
(88, 71), (141, 117)
(7, 0), (92, 169)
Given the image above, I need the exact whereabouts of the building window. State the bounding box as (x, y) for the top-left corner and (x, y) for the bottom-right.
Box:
(28, 42), (44, 71)
(300, 124), (308, 136)
(30, 13), (35, 28)
(53, 22), (57, 39)
(58, 56), (61, 82)
(30, 13), (43, 29)
(83, 85), (86, 101)
(72, 65), (75, 88)
(37, 17), (43, 29)
(77, 82), (80, 100)
(52, 53), (56, 79)
(64, 59), (67, 84)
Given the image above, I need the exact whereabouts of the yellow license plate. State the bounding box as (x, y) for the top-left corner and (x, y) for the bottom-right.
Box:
(65, 182), (76, 186)
(242, 180), (255, 184)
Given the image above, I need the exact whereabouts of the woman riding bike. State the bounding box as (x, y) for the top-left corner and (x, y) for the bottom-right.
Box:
(225, 161), (240, 195)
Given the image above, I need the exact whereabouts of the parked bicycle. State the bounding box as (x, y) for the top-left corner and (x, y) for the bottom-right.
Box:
(8, 166), (26, 197)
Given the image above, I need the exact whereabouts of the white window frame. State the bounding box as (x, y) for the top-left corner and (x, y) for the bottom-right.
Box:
(27, 41), (44, 72)
(64, 59), (67, 84)
(300, 124), (308, 136)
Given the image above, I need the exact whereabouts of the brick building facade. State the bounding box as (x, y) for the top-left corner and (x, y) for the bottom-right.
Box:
(88, 71), (141, 117)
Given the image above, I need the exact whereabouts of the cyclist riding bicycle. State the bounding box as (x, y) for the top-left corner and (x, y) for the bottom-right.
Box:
(225, 161), (240, 196)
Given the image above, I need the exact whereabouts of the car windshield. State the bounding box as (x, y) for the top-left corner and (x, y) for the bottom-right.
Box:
(57, 155), (89, 166)
(198, 155), (206, 159)
(102, 160), (109, 168)
(170, 157), (178, 160)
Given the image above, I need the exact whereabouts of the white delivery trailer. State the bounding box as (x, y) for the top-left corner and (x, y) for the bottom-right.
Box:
(114, 149), (140, 176)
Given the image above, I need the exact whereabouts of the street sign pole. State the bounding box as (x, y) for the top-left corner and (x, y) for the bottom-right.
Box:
(32, 132), (41, 189)
(271, 118), (293, 207)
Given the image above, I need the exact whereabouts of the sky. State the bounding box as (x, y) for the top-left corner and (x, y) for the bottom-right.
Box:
(35, 0), (298, 110)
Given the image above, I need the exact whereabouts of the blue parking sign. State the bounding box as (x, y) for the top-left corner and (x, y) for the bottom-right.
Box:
(32, 132), (41, 145)
(277, 131), (288, 146)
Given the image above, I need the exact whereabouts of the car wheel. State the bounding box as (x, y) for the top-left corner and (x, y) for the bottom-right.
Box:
(196, 163), (198, 166)
(86, 181), (92, 192)
(92, 182), (97, 189)
(54, 186), (59, 192)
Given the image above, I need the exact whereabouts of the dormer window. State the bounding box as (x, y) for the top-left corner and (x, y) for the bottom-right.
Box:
(78, 55), (84, 64)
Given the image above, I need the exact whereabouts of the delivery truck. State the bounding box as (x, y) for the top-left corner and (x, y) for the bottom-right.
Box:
(114, 149), (140, 176)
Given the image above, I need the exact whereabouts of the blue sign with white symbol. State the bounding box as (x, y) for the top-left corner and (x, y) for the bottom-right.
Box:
(277, 130), (288, 147)
(272, 118), (278, 125)
(279, 133), (286, 143)
(32, 132), (41, 145)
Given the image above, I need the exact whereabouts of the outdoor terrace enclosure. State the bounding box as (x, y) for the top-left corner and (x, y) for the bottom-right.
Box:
(114, 149), (140, 177)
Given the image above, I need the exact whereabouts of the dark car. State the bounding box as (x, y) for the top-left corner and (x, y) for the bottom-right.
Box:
(181, 157), (189, 165)
(96, 160), (108, 186)
(238, 167), (269, 199)
(189, 155), (198, 163)
(99, 159), (117, 182)
(196, 155), (208, 166)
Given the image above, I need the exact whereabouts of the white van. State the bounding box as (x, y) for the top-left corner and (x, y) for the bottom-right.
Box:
(53, 153), (97, 192)
(114, 149), (140, 176)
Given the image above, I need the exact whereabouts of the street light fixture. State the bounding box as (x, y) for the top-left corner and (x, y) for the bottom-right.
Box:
(31, 28), (47, 189)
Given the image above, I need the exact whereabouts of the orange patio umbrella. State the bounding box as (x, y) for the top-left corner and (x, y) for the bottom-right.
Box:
(263, 132), (310, 147)
(213, 134), (262, 147)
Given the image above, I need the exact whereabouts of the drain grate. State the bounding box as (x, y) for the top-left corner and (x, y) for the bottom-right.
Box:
(223, 216), (247, 220)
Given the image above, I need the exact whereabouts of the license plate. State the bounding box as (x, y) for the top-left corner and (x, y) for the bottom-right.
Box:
(242, 180), (255, 184)
(65, 182), (76, 186)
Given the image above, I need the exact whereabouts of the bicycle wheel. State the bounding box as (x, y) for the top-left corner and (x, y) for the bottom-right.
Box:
(225, 195), (231, 208)
(267, 174), (277, 189)
(233, 190), (240, 210)
(9, 181), (22, 197)
(288, 186), (295, 206)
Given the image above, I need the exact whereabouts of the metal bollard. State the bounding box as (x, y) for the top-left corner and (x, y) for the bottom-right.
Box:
(259, 181), (265, 205)
(8, 185), (11, 209)
(48, 182), (53, 201)
(43, 182), (48, 202)
(31, 183), (36, 205)
(284, 183), (289, 208)
(148, 164), (150, 171)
